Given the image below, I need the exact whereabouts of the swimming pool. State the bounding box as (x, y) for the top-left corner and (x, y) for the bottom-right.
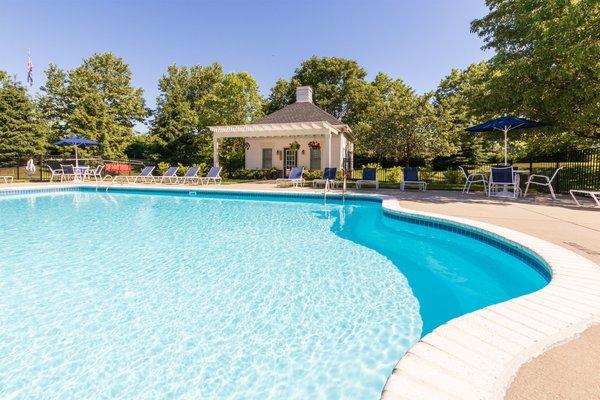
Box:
(0, 188), (549, 399)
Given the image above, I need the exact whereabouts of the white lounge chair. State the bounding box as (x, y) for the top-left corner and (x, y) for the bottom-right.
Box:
(355, 168), (379, 189)
(112, 165), (156, 184)
(199, 166), (223, 185)
(177, 166), (200, 185)
(60, 165), (77, 182)
(400, 167), (427, 191)
(1, 175), (14, 183)
(85, 165), (104, 181)
(570, 190), (600, 208)
(524, 167), (563, 200)
(276, 167), (304, 187)
(156, 166), (179, 184)
(459, 166), (487, 194)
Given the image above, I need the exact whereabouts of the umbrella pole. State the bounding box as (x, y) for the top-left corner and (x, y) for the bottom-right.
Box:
(75, 145), (79, 167)
(504, 127), (508, 165)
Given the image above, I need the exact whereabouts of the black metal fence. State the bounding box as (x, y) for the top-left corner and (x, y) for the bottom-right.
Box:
(351, 148), (600, 192)
(1, 148), (599, 193)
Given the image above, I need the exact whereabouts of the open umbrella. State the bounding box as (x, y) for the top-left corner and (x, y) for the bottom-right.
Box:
(465, 116), (547, 165)
(54, 136), (98, 167)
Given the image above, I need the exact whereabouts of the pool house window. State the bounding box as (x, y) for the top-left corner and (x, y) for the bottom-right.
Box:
(262, 148), (272, 169)
(310, 148), (321, 170)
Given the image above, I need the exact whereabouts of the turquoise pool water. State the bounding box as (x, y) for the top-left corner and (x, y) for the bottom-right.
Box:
(0, 189), (548, 399)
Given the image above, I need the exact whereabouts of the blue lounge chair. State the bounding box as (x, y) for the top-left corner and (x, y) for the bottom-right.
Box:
(113, 165), (155, 184)
(356, 167), (379, 189)
(177, 166), (200, 185)
(459, 166), (487, 194)
(156, 166), (179, 184)
(313, 167), (338, 188)
(199, 166), (222, 185)
(276, 166), (304, 187)
(400, 167), (427, 191)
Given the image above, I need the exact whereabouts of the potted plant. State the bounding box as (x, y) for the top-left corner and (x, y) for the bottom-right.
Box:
(308, 140), (321, 149)
(289, 141), (300, 152)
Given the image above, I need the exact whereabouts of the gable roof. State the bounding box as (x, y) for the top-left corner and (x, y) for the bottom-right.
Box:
(252, 102), (345, 126)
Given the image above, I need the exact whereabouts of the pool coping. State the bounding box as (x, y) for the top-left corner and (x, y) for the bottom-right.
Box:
(2, 183), (600, 400)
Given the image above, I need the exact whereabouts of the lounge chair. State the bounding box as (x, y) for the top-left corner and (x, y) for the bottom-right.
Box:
(459, 166), (487, 194)
(276, 166), (304, 187)
(1, 175), (13, 183)
(60, 165), (77, 182)
(355, 168), (379, 189)
(488, 166), (518, 198)
(199, 166), (223, 185)
(47, 163), (63, 182)
(177, 166), (200, 185)
(112, 165), (155, 184)
(312, 167), (338, 188)
(156, 166), (179, 184)
(524, 166), (563, 200)
(400, 167), (427, 191)
(569, 190), (600, 208)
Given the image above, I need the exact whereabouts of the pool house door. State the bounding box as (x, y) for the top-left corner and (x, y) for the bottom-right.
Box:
(283, 148), (298, 177)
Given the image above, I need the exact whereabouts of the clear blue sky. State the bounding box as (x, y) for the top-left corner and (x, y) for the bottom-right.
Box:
(1, 0), (491, 108)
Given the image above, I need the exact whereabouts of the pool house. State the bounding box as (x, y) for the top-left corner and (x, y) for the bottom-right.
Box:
(209, 86), (354, 175)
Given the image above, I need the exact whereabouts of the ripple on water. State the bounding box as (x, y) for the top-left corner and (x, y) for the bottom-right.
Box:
(0, 192), (422, 399)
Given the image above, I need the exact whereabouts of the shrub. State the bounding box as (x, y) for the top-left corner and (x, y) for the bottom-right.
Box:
(303, 169), (323, 180)
(156, 161), (170, 175)
(443, 169), (463, 184)
(386, 167), (403, 183)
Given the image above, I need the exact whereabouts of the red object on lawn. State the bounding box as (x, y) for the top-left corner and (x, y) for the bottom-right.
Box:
(104, 163), (133, 174)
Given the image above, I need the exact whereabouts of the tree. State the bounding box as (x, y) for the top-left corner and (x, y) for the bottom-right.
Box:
(265, 56), (368, 122)
(361, 73), (456, 165)
(150, 63), (263, 167)
(38, 53), (148, 159)
(0, 71), (48, 159)
(433, 63), (497, 165)
(472, 0), (600, 138)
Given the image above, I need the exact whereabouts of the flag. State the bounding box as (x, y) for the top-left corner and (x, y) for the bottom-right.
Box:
(27, 54), (33, 86)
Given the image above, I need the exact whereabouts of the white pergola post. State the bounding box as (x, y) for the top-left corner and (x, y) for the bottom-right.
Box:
(324, 131), (332, 168)
(213, 135), (220, 167)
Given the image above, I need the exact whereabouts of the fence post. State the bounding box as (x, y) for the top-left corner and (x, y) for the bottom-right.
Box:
(529, 157), (533, 174)
(16, 158), (20, 180)
(555, 160), (561, 193)
(39, 155), (44, 181)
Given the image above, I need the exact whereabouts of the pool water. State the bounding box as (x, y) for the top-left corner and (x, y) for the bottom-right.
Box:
(0, 190), (548, 399)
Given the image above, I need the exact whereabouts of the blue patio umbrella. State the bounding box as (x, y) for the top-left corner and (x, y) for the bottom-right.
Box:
(54, 136), (98, 167)
(466, 116), (547, 165)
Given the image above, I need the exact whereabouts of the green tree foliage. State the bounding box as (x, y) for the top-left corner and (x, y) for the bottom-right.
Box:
(361, 74), (456, 165)
(265, 56), (367, 122)
(150, 63), (263, 167)
(0, 71), (48, 159)
(433, 63), (497, 165)
(38, 53), (148, 159)
(472, 0), (600, 137)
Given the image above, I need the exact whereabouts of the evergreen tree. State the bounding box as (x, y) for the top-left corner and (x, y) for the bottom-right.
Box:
(0, 71), (48, 159)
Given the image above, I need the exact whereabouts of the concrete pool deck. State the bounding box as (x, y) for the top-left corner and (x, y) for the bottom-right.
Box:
(1, 181), (599, 399)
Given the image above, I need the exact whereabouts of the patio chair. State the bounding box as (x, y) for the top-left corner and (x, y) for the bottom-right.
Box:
(199, 166), (223, 185)
(177, 166), (200, 185)
(47, 163), (63, 182)
(86, 165), (104, 181)
(276, 166), (304, 187)
(1, 175), (14, 184)
(312, 167), (338, 188)
(459, 166), (487, 194)
(524, 166), (563, 200)
(569, 190), (600, 208)
(488, 166), (518, 198)
(355, 168), (379, 189)
(400, 167), (427, 191)
(60, 164), (77, 182)
(112, 165), (155, 184)
(155, 166), (179, 184)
